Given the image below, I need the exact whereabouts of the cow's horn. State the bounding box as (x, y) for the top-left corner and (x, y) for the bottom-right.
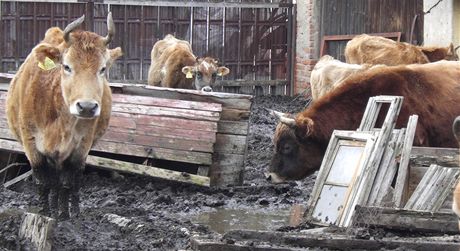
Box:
(103, 12), (115, 45)
(64, 15), (85, 43)
(267, 108), (296, 127)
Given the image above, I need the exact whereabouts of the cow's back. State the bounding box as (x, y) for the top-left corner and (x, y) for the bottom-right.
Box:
(307, 61), (460, 148)
(148, 35), (194, 86)
(345, 34), (429, 65)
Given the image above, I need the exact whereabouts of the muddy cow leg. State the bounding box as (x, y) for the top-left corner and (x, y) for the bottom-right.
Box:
(70, 169), (83, 217)
(32, 156), (51, 216)
(59, 157), (84, 220)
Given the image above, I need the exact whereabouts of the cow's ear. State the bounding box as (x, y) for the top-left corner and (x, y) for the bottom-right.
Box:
(108, 47), (123, 66)
(296, 117), (314, 138)
(182, 66), (196, 74)
(217, 66), (230, 76)
(34, 43), (61, 65)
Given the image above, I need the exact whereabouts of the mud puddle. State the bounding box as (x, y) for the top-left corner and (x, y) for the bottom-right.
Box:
(188, 207), (291, 234)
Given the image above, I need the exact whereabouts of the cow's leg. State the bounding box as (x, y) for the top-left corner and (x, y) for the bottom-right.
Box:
(70, 169), (82, 217)
(58, 186), (70, 220)
(32, 156), (51, 216)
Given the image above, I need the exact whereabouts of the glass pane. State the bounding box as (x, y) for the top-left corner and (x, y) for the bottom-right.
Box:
(312, 185), (348, 225)
(326, 144), (364, 185)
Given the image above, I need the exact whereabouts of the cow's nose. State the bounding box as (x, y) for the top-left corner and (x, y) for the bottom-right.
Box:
(76, 101), (98, 116)
(201, 86), (213, 92)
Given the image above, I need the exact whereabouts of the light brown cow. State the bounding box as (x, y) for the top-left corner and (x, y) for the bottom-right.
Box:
(6, 14), (122, 219)
(147, 34), (230, 92)
(452, 117), (460, 230)
(345, 34), (458, 65)
(310, 55), (384, 100)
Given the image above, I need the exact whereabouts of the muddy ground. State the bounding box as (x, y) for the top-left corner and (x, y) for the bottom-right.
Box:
(0, 94), (458, 250)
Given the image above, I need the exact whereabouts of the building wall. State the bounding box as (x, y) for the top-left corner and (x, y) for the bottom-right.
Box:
(424, 0), (455, 46)
(294, 0), (319, 95)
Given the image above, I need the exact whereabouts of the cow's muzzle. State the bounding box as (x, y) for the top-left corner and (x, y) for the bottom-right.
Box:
(201, 86), (213, 92)
(71, 100), (100, 118)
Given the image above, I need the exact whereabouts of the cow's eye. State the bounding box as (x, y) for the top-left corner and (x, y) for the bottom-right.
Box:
(196, 72), (202, 79)
(212, 72), (217, 77)
(63, 64), (72, 73)
(100, 67), (106, 75)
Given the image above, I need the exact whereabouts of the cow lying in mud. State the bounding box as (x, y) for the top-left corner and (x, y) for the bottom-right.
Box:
(147, 34), (230, 92)
(310, 55), (383, 100)
(452, 117), (460, 229)
(267, 61), (460, 183)
(6, 14), (122, 219)
(345, 34), (458, 65)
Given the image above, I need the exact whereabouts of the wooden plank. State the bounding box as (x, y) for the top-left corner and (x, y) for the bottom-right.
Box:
(92, 141), (212, 165)
(0, 73), (14, 79)
(217, 120), (249, 135)
(221, 228), (460, 251)
(410, 146), (459, 167)
(19, 212), (56, 251)
(353, 205), (459, 234)
(215, 134), (247, 154)
(101, 131), (214, 153)
(111, 83), (253, 110)
(3, 169), (32, 188)
(107, 124), (216, 143)
(111, 102), (220, 122)
(210, 153), (245, 186)
(87, 156), (210, 187)
(404, 164), (437, 209)
(214, 79), (288, 87)
(110, 112), (218, 132)
(221, 108), (251, 121)
(393, 115), (418, 207)
(112, 93), (222, 112)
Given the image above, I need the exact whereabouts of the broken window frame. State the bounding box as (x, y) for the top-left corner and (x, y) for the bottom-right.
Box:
(306, 130), (377, 227)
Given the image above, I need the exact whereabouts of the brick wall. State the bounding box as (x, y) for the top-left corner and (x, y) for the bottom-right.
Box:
(294, 0), (319, 96)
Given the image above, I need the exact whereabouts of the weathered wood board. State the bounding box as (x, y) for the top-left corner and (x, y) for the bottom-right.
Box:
(19, 212), (56, 251)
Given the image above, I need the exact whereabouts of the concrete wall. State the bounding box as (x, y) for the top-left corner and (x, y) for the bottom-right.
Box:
(294, 0), (319, 95)
(424, 0), (459, 46)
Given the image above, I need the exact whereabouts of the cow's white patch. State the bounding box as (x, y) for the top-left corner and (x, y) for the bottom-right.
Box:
(201, 61), (211, 72)
(161, 66), (167, 77)
(267, 172), (286, 184)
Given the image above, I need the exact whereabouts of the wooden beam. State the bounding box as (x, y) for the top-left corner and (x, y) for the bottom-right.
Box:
(19, 212), (56, 251)
(221, 228), (460, 250)
(3, 170), (32, 188)
(410, 146), (459, 167)
(352, 205), (459, 234)
(86, 156), (210, 187)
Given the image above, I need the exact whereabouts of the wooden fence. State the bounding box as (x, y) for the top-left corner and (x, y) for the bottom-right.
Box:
(0, 0), (294, 95)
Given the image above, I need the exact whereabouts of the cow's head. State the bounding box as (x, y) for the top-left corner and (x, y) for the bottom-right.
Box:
(266, 110), (324, 183)
(419, 43), (459, 62)
(34, 13), (122, 119)
(181, 57), (229, 92)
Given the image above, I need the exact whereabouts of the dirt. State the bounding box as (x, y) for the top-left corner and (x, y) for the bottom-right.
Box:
(0, 94), (457, 250)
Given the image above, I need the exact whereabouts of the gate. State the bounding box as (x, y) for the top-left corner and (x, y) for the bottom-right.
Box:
(0, 0), (294, 95)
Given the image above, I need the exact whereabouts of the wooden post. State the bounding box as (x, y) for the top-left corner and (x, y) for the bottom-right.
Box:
(19, 212), (56, 251)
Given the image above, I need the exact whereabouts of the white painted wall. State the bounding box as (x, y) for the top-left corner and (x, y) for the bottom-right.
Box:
(423, 0), (456, 46)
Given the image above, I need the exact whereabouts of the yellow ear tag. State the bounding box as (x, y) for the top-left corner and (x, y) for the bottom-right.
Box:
(186, 71), (193, 79)
(217, 71), (223, 77)
(38, 57), (57, 71)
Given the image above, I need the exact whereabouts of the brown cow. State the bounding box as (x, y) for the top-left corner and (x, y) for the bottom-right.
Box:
(310, 55), (384, 100)
(147, 34), (230, 92)
(6, 14), (122, 219)
(345, 34), (458, 66)
(452, 117), (460, 230)
(267, 60), (460, 183)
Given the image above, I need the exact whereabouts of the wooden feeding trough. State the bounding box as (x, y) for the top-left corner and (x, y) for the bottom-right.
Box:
(0, 78), (253, 187)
